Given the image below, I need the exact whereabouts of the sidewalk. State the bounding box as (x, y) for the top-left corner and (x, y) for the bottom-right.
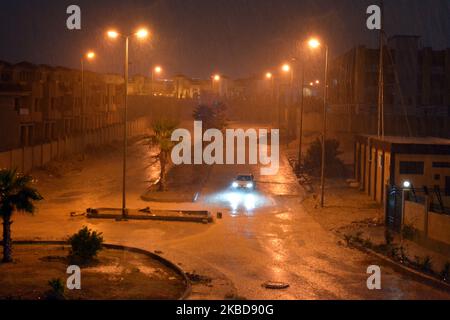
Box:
(301, 178), (450, 284)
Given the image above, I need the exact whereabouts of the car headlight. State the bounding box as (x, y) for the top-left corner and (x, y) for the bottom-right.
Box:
(246, 183), (254, 189)
(232, 182), (238, 188)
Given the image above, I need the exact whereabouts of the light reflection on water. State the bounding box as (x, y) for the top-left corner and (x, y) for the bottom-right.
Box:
(206, 189), (270, 215)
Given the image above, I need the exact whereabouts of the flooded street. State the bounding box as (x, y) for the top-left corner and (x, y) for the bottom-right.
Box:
(11, 137), (450, 300)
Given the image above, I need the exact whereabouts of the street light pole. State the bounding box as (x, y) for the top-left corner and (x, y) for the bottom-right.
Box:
(81, 58), (85, 160)
(297, 60), (305, 172)
(151, 68), (154, 96)
(320, 45), (329, 208)
(108, 28), (149, 219)
(80, 51), (95, 161)
(122, 36), (129, 218)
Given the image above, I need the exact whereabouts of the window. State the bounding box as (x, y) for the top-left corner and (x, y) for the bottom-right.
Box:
(432, 162), (450, 168)
(399, 161), (424, 175)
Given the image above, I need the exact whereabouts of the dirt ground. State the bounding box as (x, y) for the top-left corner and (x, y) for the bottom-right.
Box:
(0, 244), (186, 300)
(302, 179), (450, 280)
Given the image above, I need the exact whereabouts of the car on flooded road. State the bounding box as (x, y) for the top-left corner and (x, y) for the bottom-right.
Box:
(231, 174), (255, 191)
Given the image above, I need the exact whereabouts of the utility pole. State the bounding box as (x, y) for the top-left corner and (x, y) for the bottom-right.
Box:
(122, 36), (129, 218)
(297, 60), (305, 172)
(81, 58), (85, 160)
(320, 45), (329, 208)
(377, 0), (385, 139)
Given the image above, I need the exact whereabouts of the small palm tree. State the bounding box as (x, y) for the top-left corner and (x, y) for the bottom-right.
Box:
(147, 120), (178, 191)
(0, 169), (43, 263)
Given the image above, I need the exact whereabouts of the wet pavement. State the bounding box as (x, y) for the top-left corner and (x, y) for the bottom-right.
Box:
(11, 133), (450, 300)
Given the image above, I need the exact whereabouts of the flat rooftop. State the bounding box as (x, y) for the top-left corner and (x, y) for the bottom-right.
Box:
(356, 135), (450, 155)
(358, 135), (450, 146)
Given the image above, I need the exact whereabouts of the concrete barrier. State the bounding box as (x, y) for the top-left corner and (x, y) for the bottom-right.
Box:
(404, 201), (426, 232)
(51, 141), (58, 159)
(428, 212), (450, 245)
(0, 118), (148, 173)
(11, 148), (23, 171)
(57, 138), (65, 159)
(42, 143), (51, 165)
(0, 151), (11, 169)
(32, 145), (42, 168)
(23, 147), (33, 173)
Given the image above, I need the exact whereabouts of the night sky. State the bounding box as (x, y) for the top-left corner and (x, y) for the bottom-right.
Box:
(0, 0), (449, 78)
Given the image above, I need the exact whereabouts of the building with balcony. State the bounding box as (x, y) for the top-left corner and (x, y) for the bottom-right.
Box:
(328, 36), (450, 117)
(0, 61), (125, 151)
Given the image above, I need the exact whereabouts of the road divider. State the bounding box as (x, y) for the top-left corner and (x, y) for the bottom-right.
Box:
(86, 207), (213, 223)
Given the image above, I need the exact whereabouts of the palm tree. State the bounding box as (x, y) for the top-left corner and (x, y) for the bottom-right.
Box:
(0, 169), (43, 263)
(147, 120), (178, 191)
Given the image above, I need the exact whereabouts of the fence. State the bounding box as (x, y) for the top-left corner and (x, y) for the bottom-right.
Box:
(0, 117), (149, 174)
(403, 195), (450, 246)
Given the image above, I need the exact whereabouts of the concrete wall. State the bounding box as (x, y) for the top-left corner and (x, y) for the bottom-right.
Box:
(395, 153), (450, 191)
(404, 199), (450, 246)
(404, 200), (427, 232)
(0, 117), (149, 173)
(428, 212), (450, 245)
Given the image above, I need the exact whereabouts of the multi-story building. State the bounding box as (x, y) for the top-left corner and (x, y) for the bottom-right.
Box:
(0, 61), (124, 151)
(328, 35), (450, 117)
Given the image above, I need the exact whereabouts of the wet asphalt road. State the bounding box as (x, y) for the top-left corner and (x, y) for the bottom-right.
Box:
(174, 153), (450, 299)
(11, 133), (450, 300)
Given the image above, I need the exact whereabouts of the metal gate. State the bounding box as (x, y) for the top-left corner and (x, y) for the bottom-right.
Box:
(385, 186), (402, 232)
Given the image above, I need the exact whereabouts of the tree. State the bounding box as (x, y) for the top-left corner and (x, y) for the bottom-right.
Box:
(147, 119), (179, 191)
(193, 104), (215, 129)
(303, 138), (346, 177)
(0, 169), (43, 262)
(193, 102), (227, 130)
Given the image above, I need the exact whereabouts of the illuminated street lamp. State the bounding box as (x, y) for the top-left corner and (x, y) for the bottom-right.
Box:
(107, 30), (119, 39)
(211, 74), (221, 95)
(154, 65), (162, 74)
(151, 65), (162, 95)
(81, 51), (96, 160)
(308, 37), (329, 208)
(86, 51), (96, 60)
(107, 27), (150, 218)
(308, 38), (320, 49)
(136, 28), (149, 39)
(265, 71), (276, 105)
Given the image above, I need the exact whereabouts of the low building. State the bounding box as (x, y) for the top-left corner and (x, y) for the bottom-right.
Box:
(355, 135), (450, 204)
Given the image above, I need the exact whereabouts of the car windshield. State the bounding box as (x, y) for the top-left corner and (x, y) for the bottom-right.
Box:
(236, 175), (252, 181)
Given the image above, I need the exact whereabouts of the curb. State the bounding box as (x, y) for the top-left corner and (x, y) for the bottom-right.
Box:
(349, 243), (450, 293)
(9, 240), (192, 300)
(87, 213), (212, 224)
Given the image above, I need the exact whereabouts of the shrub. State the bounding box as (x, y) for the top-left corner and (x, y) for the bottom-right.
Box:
(402, 224), (417, 240)
(384, 229), (394, 246)
(45, 278), (65, 300)
(303, 138), (346, 177)
(399, 246), (408, 264)
(441, 263), (450, 282)
(68, 226), (103, 264)
(414, 255), (433, 273)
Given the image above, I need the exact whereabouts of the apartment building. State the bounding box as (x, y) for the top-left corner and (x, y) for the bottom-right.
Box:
(0, 61), (124, 151)
(328, 35), (450, 117)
